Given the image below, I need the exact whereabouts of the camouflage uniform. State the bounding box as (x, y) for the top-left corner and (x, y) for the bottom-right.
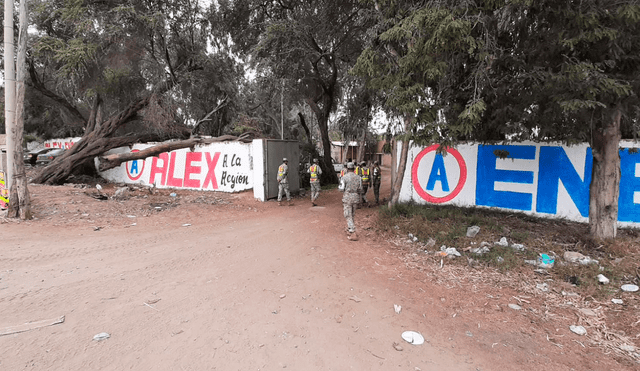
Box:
(308, 162), (323, 204)
(340, 171), (363, 233)
(372, 162), (381, 204)
(277, 161), (291, 202)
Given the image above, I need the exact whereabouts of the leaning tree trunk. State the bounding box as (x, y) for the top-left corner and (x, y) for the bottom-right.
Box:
(388, 115), (411, 207)
(589, 108), (622, 240)
(31, 94), (159, 184)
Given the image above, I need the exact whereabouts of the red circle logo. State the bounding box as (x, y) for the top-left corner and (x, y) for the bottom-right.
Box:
(411, 145), (467, 203)
(126, 149), (145, 181)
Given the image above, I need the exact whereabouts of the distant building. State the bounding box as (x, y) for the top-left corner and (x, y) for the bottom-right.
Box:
(330, 139), (391, 166)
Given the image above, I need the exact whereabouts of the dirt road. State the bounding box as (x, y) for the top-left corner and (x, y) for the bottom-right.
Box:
(0, 168), (633, 370)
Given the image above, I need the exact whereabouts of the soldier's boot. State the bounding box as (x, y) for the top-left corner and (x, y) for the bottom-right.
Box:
(312, 200), (316, 206)
(288, 200), (294, 206)
(348, 232), (359, 241)
(278, 201), (282, 206)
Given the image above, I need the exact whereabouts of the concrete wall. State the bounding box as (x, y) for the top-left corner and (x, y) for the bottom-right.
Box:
(99, 141), (254, 193)
(397, 141), (640, 228)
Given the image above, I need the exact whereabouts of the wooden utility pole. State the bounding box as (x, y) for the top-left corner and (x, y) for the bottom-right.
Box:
(4, 0), (32, 219)
(4, 0), (15, 187)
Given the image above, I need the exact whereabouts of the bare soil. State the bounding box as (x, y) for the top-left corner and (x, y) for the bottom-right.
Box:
(0, 166), (638, 370)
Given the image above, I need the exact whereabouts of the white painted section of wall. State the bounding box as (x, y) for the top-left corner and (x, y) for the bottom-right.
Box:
(252, 139), (266, 201)
(397, 140), (640, 228)
(99, 141), (253, 193)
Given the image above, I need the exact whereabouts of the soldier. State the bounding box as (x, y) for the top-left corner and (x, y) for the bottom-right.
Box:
(372, 161), (382, 204)
(340, 163), (348, 179)
(277, 158), (293, 206)
(339, 162), (363, 241)
(356, 161), (371, 206)
(307, 158), (323, 206)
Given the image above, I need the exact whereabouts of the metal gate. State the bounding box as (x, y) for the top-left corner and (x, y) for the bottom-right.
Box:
(264, 140), (300, 200)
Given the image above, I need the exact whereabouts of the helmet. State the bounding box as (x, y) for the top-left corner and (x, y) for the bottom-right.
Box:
(313, 158), (318, 163)
(283, 157), (288, 162)
(347, 162), (355, 169)
(361, 161), (366, 166)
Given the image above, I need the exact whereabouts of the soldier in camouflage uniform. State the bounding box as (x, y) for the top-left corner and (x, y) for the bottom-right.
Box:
(339, 162), (363, 240)
(307, 158), (323, 206)
(277, 158), (292, 206)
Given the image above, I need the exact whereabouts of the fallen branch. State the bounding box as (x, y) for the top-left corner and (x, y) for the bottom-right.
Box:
(0, 316), (65, 337)
(97, 132), (254, 171)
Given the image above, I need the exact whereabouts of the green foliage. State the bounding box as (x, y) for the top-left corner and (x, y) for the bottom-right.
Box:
(354, 0), (640, 145)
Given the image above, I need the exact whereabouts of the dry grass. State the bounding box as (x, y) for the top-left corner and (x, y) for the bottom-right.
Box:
(376, 203), (640, 364)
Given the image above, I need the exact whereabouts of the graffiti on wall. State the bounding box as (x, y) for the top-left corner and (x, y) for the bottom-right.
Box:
(44, 137), (81, 149)
(403, 142), (640, 226)
(101, 142), (253, 193)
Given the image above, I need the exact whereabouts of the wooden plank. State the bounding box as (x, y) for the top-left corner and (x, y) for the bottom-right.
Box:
(0, 316), (65, 336)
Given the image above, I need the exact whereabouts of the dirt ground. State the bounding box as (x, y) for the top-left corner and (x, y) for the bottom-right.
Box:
(0, 166), (638, 370)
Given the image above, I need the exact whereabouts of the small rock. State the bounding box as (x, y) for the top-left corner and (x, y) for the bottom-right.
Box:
(496, 256), (504, 263)
(470, 246), (490, 255)
(170, 193), (177, 197)
(496, 237), (508, 247)
(621, 284), (639, 292)
(569, 325), (587, 336)
(93, 332), (110, 341)
(619, 344), (637, 353)
(393, 342), (404, 351)
(425, 238), (436, 248)
(114, 187), (129, 199)
(536, 283), (549, 292)
(412, 236), (418, 242)
(394, 304), (402, 314)
(408, 233), (414, 239)
(279, 294), (286, 299)
(597, 274), (609, 284)
(466, 226), (480, 238)
(508, 304), (522, 311)
(465, 331), (473, 337)
(564, 251), (599, 265)
(611, 298), (623, 304)
(182, 223), (191, 227)
(578, 308), (597, 317)
(511, 243), (525, 252)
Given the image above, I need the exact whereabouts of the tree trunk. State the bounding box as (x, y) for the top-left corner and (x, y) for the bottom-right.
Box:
(589, 108), (622, 239)
(98, 134), (251, 171)
(388, 115), (411, 207)
(297, 112), (313, 148)
(305, 97), (338, 183)
(7, 0), (31, 220)
(357, 126), (366, 163)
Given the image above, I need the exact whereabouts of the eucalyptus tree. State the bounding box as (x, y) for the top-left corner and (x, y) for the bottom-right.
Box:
(220, 0), (374, 182)
(26, 0), (241, 184)
(354, 0), (640, 239)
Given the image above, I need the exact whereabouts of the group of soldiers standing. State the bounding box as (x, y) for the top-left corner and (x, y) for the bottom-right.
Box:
(276, 156), (382, 241)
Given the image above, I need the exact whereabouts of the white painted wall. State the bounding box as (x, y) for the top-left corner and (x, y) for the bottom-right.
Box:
(252, 139), (266, 201)
(398, 141), (640, 228)
(99, 141), (253, 193)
